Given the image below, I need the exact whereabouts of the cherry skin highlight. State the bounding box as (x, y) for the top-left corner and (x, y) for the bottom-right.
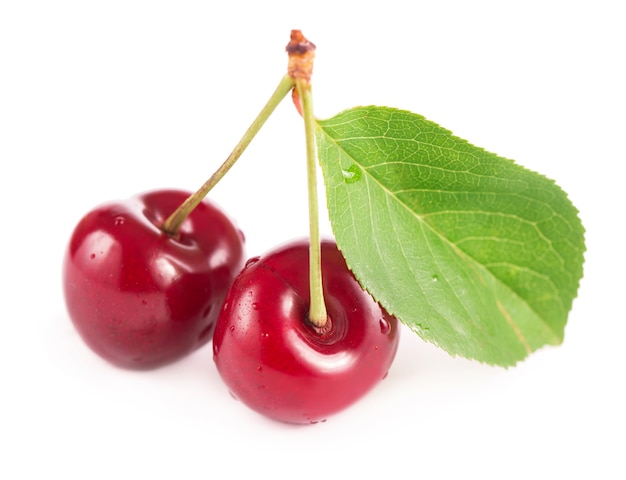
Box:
(212, 239), (400, 424)
(63, 189), (245, 369)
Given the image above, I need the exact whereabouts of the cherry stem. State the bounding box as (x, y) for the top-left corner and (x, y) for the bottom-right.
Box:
(161, 74), (296, 236)
(296, 78), (328, 328)
(286, 29), (327, 328)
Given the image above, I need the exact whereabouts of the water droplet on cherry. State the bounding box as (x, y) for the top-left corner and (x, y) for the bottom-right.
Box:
(229, 325), (235, 332)
(252, 302), (259, 310)
(379, 318), (391, 334)
(114, 216), (125, 226)
(257, 366), (263, 372)
(245, 256), (260, 268)
(89, 253), (96, 259)
(238, 229), (246, 243)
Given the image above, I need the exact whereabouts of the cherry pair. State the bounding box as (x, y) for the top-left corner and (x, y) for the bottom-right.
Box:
(62, 189), (399, 423)
(62, 30), (399, 424)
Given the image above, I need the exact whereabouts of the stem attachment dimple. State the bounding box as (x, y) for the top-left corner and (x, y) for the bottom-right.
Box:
(287, 30), (328, 328)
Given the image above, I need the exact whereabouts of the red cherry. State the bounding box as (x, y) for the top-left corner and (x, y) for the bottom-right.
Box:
(212, 239), (400, 424)
(62, 189), (245, 369)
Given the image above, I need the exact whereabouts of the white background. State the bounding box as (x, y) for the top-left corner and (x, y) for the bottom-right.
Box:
(1, 1), (624, 479)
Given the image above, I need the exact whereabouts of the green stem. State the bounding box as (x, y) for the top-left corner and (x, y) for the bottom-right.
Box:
(162, 74), (296, 236)
(297, 78), (328, 328)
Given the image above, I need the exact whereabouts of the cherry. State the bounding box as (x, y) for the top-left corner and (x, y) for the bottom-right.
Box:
(212, 239), (400, 424)
(63, 189), (245, 369)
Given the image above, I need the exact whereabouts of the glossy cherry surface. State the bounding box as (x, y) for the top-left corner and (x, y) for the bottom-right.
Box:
(63, 189), (245, 369)
(212, 239), (400, 424)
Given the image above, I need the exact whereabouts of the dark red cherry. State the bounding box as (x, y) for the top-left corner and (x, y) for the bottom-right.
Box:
(212, 239), (400, 424)
(62, 189), (245, 369)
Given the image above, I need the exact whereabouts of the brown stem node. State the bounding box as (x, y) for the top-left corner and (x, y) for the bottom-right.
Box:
(286, 30), (316, 83)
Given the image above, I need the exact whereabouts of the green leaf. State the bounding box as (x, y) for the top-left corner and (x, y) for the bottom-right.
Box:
(316, 106), (585, 367)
